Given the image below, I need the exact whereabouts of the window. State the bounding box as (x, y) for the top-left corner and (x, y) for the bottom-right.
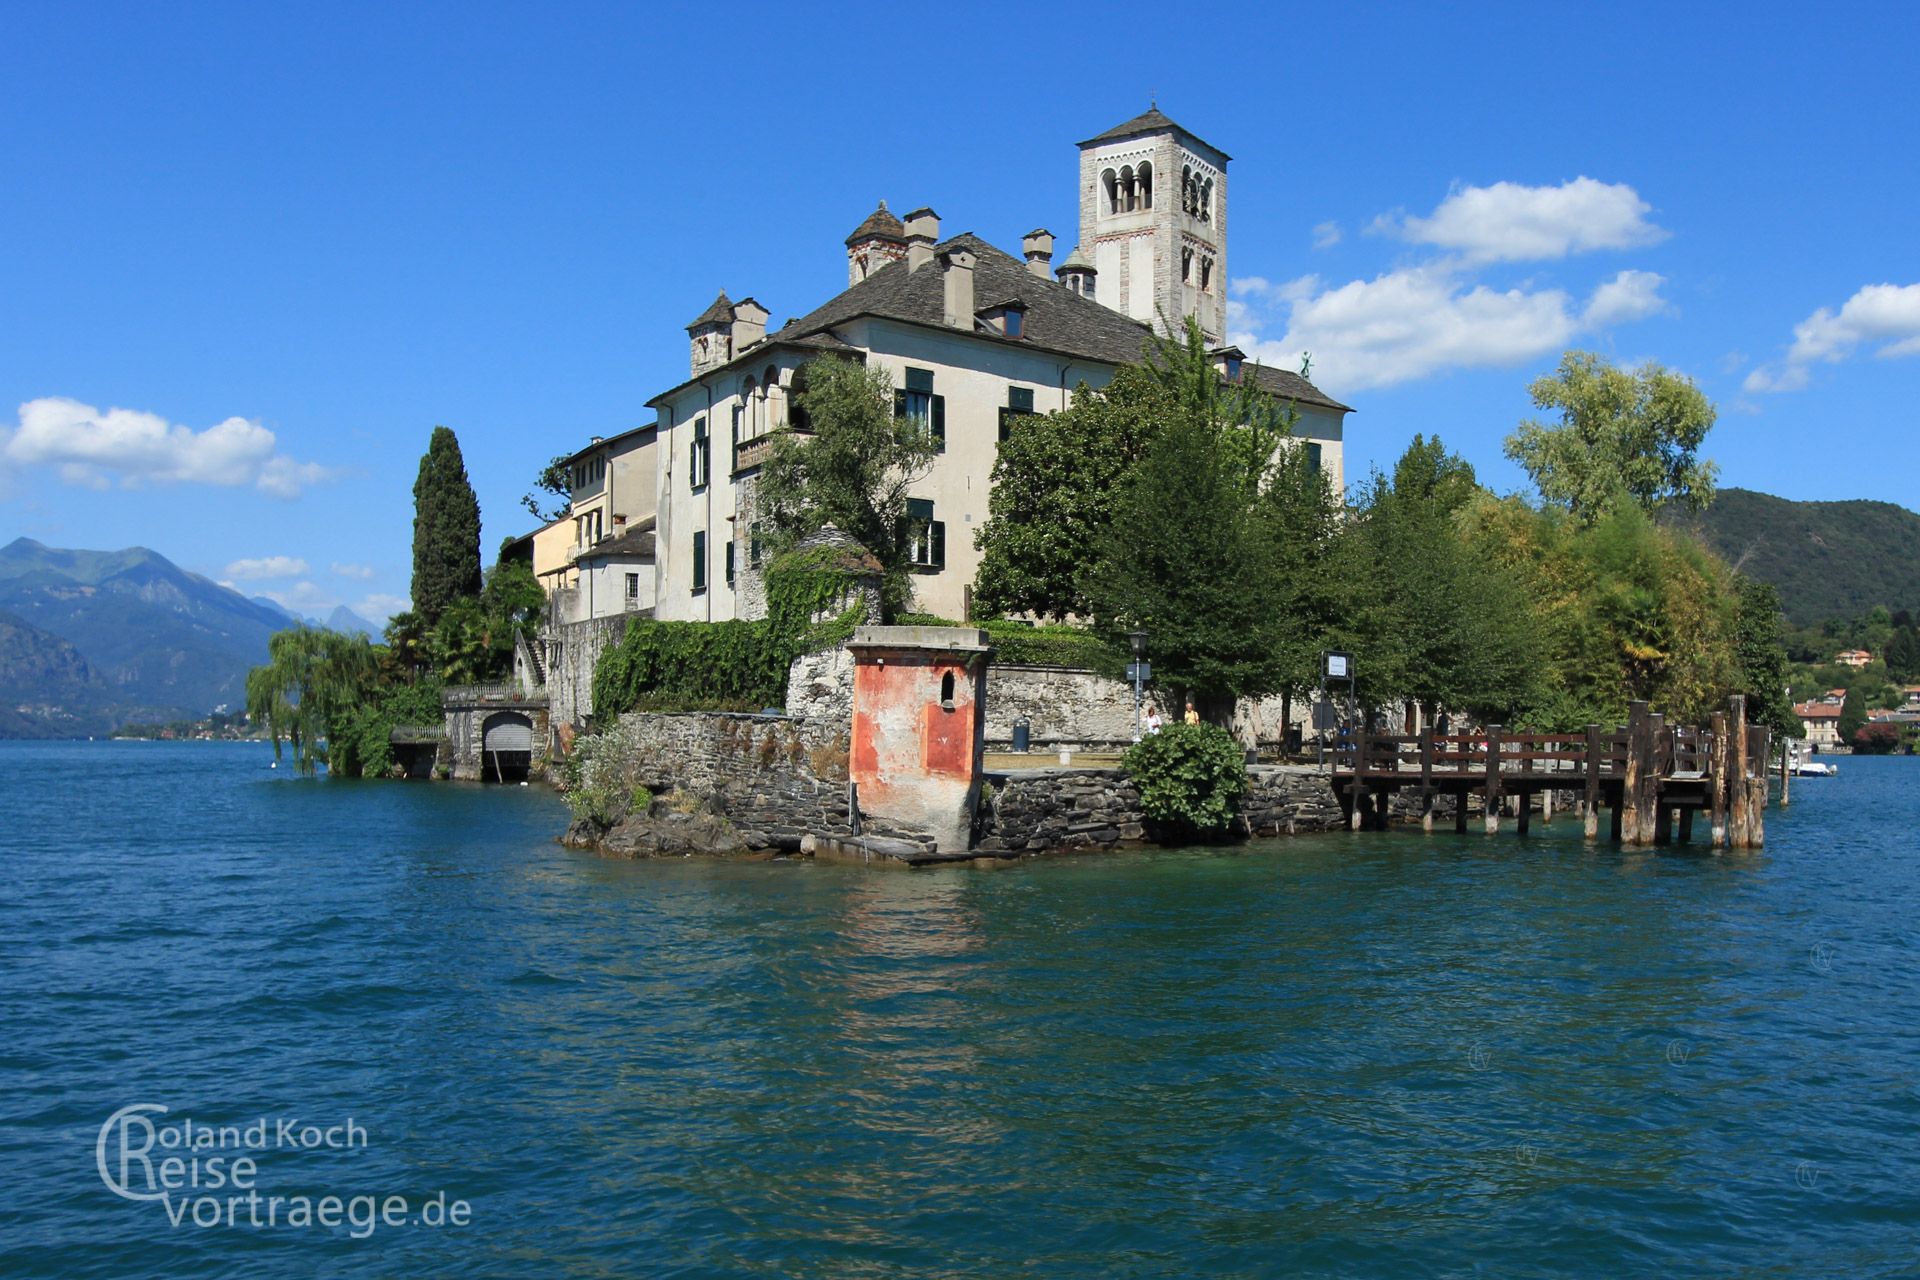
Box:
(788, 364), (813, 432)
(1003, 306), (1023, 338)
(1200, 256), (1214, 293)
(894, 367), (945, 451)
(1120, 165), (1136, 212)
(1138, 162), (1153, 209)
(730, 404), (741, 470)
(1225, 354), (1242, 381)
(1182, 247), (1193, 283)
(725, 540), (736, 587)
(999, 386), (1035, 441)
(1305, 442), (1323, 475)
(690, 417), (710, 490)
(691, 530), (707, 593)
(624, 572), (640, 602)
(904, 498), (945, 569)
(749, 522), (764, 567)
(1102, 168), (1118, 215)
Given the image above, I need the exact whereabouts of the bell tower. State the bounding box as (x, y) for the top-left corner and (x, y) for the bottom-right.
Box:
(1074, 107), (1229, 341)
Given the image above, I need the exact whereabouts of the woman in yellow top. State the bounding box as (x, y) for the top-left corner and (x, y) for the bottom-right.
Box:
(1183, 702), (1200, 725)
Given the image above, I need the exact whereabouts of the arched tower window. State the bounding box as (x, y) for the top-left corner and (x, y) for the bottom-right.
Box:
(741, 376), (757, 439)
(1181, 247), (1193, 283)
(1201, 177), (1214, 223)
(1200, 256), (1214, 293)
(762, 365), (778, 433)
(1182, 165), (1195, 216)
(1137, 162), (1153, 209)
(789, 363), (813, 433)
(1120, 165), (1136, 212)
(1102, 168), (1120, 215)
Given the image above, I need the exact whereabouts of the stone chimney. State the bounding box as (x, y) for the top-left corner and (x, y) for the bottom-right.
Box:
(903, 206), (940, 271)
(1021, 229), (1055, 279)
(731, 297), (769, 352)
(940, 247), (976, 330)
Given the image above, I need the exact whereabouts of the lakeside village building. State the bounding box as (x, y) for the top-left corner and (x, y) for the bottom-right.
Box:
(506, 108), (1352, 631)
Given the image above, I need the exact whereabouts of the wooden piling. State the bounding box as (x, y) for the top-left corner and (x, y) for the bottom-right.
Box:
(1584, 724), (1601, 840)
(1679, 807), (1695, 842)
(1517, 789), (1531, 834)
(1750, 726), (1770, 847)
(1621, 704), (1647, 846)
(1420, 728), (1435, 833)
(1709, 710), (1729, 849)
(1638, 713), (1664, 848)
(1729, 696), (1749, 850)
(1484, 726), (1503, 835)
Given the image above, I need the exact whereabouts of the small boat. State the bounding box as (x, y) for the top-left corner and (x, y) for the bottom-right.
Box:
(1788, 748), (1837, 777)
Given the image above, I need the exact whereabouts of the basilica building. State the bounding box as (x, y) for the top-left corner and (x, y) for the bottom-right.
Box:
(557, 108), (1352, 624)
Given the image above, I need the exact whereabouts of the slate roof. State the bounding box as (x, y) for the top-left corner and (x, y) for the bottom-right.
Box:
(574, 516), (657, 564)
(1078, 107), (1230, 160)
(766, 233), (1349, 411)
(557, 420), (657, 469)
(686, 291), (734, 330)
(845, 201), (906, 245)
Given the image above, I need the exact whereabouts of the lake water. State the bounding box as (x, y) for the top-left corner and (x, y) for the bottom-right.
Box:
(2, 740), (1918, 1277)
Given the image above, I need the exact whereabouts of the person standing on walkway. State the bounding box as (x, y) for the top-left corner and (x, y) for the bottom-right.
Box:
(1184, 701), (1200, 726)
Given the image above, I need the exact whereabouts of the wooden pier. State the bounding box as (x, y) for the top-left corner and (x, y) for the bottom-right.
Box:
(1331, 697), (1775, 849)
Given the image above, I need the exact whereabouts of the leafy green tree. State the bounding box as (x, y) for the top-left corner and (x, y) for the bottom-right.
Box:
(1734, 579), (1801, 740)
(1122, 722), (1248, 837)
(1505, 350), (1718, 524)
(1083, 319), (1305, 721)
(245, 626), (379, 775)
(411, 426), (483, 626)
(1884, 625), (1920, 683)
(521, 453), (572, 522)
(1343, 438), (1540, 724)
(972, 366), (1169, 621)
(755, 357), (938, 619)
(1838, 684), (1869, 744)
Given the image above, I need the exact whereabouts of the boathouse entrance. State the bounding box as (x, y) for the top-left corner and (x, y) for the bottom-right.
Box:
(481, 711), (533, 782)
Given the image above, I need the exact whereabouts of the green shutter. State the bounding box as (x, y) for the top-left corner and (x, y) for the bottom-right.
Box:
(1008, 386), (1033, 413)
(725, 540), (735, 586)
(906, 498), (934, 521)
(692, 531), (706, 591)
(905, 367), (934, 393)
(931, 520), (946, 569)
(930, 395), (945, 450)
(1306, 442), (1323, 474)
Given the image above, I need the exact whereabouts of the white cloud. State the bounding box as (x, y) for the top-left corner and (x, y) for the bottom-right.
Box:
(223, 555), (310, 580)
(1230, 263), (1670, 393)
(1377, 177), (1667, 263)
(0, 397), (337, 497)
(251, 581), (335, 615)
(1312, 220), (1342, 250)
(330, 562), (377, 580)
(1582, 270), (1672, 327)
(1744, 282), (1920, 393)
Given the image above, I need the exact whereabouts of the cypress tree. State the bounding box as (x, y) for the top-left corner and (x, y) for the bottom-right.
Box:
(411, 426), (482, 626)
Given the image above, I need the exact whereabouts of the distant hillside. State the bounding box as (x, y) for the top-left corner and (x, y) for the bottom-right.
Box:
(1672, 489), (1920, 626)
(0, 537), (293, 734)
(0, 609), (125, 737)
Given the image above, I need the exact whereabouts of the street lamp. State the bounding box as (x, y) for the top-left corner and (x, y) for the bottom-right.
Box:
(1127, 630), (1150, 741)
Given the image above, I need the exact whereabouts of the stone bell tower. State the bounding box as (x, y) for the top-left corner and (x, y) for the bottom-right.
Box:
(1075, 106), (1229, 341)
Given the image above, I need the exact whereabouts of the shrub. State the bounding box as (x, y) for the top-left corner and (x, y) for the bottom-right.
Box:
(1123, 722), (1248, 837)
(563, 728), (648, 826)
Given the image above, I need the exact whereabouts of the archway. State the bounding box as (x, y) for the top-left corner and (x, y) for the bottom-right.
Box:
(481, 712), (533, 782)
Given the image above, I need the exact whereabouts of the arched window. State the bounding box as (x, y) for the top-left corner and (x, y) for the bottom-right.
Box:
(1181, 247), (1193, 283)
(762, 364), (778, 434)
(1102, 168), (1118, 215)
(1137, 162), (1152, 209)
(1200, 256), (1214, 292)
(1120, 165), (1136, 212)
(1182, 166), (1195, 216)
(741, 376), (757, 440)
(788, 363), (813, 433)
(940, 670), (955, 707)
(1201, 177), (1214, 223)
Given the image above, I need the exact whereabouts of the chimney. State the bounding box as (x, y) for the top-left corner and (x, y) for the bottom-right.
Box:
(940, 247), (976, 330)
(903, 206), (940, 271)
(1021, 229), (1055, 279)
(731, 297), (769, 352)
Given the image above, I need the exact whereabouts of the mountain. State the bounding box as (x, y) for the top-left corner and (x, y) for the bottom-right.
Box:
(0, 537), (293, 732)
(0, 609), (119, 737)
(1672, 489), (1920, 625)
(326, 605), (377, 637)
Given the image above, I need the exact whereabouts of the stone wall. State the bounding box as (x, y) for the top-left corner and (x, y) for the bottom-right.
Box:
(981, 665), (1314, 750)
(544, 615), (630, 737)
(976, 764), (1352, 853)
(573, 709), (932, 854)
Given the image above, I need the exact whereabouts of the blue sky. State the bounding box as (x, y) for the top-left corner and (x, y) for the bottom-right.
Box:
(3, 1), (1915, 622)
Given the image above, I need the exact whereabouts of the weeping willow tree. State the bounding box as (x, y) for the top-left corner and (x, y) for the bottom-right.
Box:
(245, 626), (379, 775)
